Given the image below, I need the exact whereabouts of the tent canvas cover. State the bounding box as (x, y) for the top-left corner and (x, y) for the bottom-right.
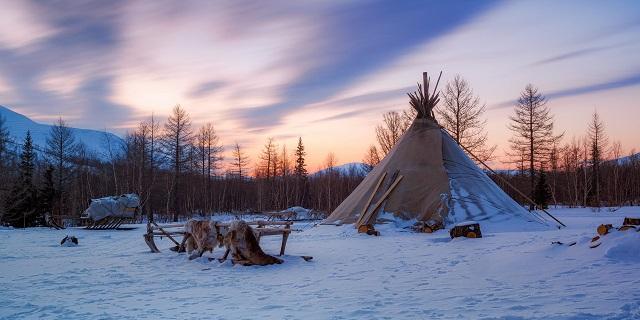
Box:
(324, 73), (556, 232)
(82, 194), (140, 221)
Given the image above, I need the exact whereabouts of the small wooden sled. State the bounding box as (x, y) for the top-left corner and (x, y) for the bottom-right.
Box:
(144, 220), (294, 256)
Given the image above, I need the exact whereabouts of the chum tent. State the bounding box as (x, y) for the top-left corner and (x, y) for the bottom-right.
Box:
(324, 72), (563, 232)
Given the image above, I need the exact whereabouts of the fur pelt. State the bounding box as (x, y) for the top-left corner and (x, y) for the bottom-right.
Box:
(223, 220), (283, 266)
(183, 219), (224, 260)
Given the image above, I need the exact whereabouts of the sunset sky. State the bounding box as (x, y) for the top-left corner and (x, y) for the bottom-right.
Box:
(1, 0), (639, 170)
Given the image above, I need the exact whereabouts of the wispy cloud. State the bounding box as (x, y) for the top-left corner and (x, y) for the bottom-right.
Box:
(188, 80), (226, 98)
(489, 71), (640, 109)
(547, 71), (640, 99)
(531, 44), (620, 66)
(229, 0), (498, 130)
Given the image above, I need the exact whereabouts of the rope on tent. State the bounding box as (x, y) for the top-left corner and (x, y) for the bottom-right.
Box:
(439, 128), (566, 228)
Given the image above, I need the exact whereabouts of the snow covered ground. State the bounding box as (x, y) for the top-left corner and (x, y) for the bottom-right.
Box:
(1, 207), (639, 319)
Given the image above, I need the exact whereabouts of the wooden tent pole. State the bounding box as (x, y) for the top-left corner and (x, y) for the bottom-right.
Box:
(440, 128), (566, 228)
(359, 175), (404, 228)
(355, 172), (387, 228)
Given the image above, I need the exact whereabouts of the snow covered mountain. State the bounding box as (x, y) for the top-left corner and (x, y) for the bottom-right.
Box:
(0, 105), (123, 159)
(314, 162), (369, 177)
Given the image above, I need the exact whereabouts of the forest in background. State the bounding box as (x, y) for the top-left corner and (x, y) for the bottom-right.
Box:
(1, 75), (639, 228)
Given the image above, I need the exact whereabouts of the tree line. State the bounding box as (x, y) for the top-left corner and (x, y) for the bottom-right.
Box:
(1, 76), (638, 227)
(0, 105), (362, 227)
(367, 75), (640, 209)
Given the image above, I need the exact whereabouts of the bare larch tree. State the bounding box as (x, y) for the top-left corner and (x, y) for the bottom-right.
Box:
(438, 75), (496, 162)
(587, 111), (608, 207)
(507, 84), (563, 209)
(230, 142), (250, 179)
(162, 105), (193, 221)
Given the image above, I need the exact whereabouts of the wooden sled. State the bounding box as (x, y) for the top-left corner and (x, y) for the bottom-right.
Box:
(144, 220), (293, 256)
(44, 213), (66, 230)
(83, 216), (136, 230)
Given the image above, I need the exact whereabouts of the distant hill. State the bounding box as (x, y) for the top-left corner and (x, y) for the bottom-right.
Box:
(313, 162), (369, 177)
(0, 105), (123, 159)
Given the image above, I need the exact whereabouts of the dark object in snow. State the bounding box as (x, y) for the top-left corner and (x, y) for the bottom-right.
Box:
(414, 219), (443, 233)
(617, 225), (637, 232)
(597, 224), (613, 236)
(450, 222), (482, 239)
(301, 256), (313, 262)
(357, 224), (380, 236)
(590, 235), (602, 249)
(222, 221), (283, 266)
(623, 217), (640, 226)
(551, 241), (577, 246)
(61, 235), (78, 246)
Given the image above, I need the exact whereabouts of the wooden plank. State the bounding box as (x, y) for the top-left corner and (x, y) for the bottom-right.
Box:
(358, 175), (404, 228)
(152, 222), (181, 246)
(355, 172), (387, 228)
(279, 232), (290, 256)
(152, 231), (186, 236)
(254, 229), (290, 237)
(150, 223), (184, 230)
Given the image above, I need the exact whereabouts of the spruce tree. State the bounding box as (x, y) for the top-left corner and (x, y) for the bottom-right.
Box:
(294, 137), (308, 206)
(294, 137), (307, 178)
(533, 169), (552, 210)
(39, 165), (56, 218)
(4, 131), (39, 227)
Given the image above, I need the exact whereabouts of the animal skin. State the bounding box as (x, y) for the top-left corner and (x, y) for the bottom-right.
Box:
(183, 220), (224, 260)
(223, 220), (283, 266)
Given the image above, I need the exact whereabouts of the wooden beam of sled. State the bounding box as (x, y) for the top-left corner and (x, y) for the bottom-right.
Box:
(355, 172), (387, 228)
(152, 222), (181, 246)
(358, 175), (404, 229)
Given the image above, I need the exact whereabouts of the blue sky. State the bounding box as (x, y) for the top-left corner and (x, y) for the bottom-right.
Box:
(1, 0), (639, 168)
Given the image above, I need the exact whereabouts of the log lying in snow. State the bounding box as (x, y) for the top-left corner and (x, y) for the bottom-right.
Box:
(623, 217), (640, 226)
(449, 222), (482, 239)
(413, 219), (444, 233)
(597, 224), (613, 236)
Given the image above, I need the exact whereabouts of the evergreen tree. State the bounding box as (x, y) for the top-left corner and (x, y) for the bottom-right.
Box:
(533, 169), (552, 210)
(0, 115), (11, 163)
(39, 165), (56, 218)
(4, 131), (39, 227)
(294, 137), (308, 178)
(294, 137), (308, 205)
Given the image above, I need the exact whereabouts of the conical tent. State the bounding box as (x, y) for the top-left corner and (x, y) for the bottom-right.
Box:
(324, 72), (558, 232)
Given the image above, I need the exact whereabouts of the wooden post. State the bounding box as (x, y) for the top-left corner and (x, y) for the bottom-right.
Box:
(423, 72), (429, 98)
(358, 175), (404, 230)
(355, 172), (387, 228)
(279, 223), (291, 256)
